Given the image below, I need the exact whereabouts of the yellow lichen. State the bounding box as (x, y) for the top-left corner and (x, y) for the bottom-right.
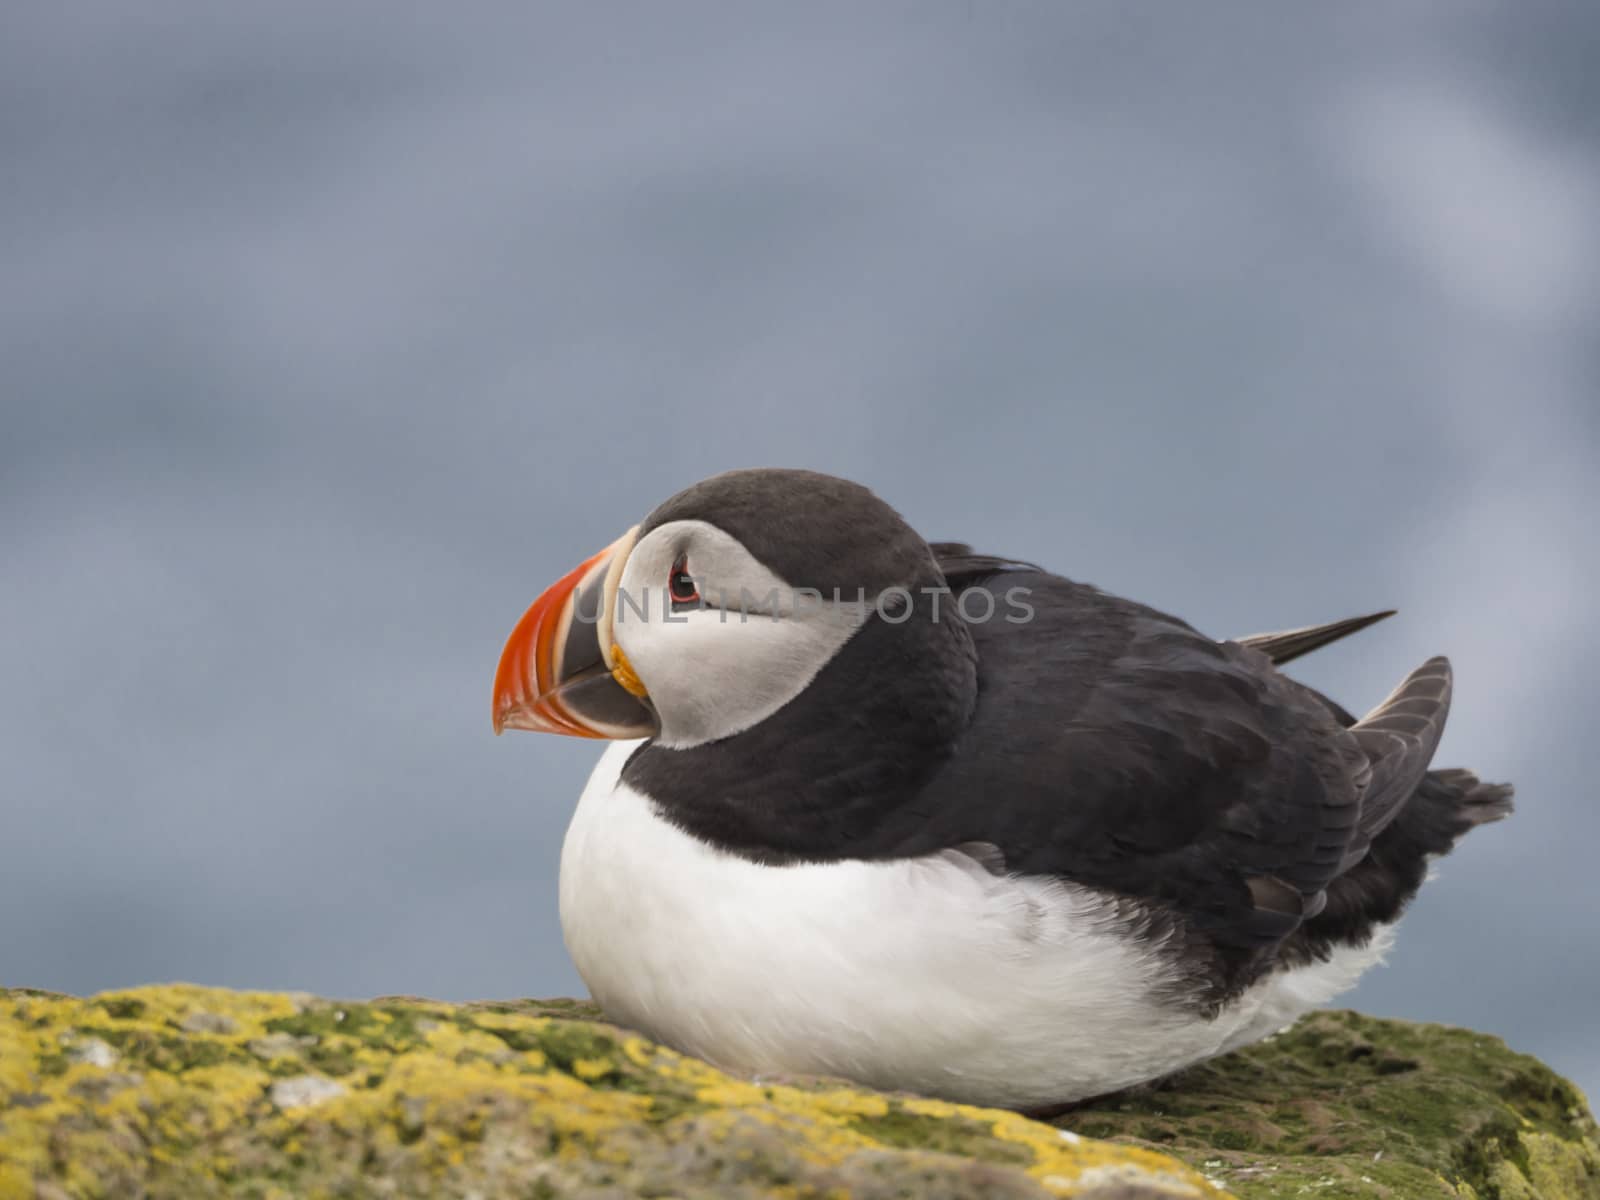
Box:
(570, 1056), (615, 1080)
(0, 984), (1239, 1199)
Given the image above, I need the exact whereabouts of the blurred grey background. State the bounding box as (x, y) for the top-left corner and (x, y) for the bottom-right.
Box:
(3, 3), (1597, 1098)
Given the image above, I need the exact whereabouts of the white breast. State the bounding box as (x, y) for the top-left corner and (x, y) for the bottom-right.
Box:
(558, 740), (1391, 1109)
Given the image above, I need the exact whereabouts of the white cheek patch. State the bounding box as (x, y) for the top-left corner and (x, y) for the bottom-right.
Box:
(643, 603), (869, 748)
(613, 521), (873, 749)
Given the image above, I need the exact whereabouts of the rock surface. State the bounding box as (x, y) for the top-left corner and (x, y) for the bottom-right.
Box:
(1066, 1009), (1598, 1199)
(1, 986), (1594, 1199)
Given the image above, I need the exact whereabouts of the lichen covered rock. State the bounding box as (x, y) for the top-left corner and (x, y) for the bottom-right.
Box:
(1064, 1009), (1600, 1199)
(0, 986), (1593, 1199)
(0, 985), (1221, 1199)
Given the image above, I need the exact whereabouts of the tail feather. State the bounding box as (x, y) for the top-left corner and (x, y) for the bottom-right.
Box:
(1429, 767), (1516, 829)
(1281, 765), (1514, 964)
(1236, 610), (1397, 666)
(1339, 656), (1454, 868)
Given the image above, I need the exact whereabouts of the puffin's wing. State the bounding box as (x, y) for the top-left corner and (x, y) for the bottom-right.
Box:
(1057, 647), (1451, 958)
(929, 542), (1043, 586)
(1335, 655), (1453, 869)
(919, 576), (1449, 967)
(1234, 610), (1396, 665)
(943, 553), (1397, 668)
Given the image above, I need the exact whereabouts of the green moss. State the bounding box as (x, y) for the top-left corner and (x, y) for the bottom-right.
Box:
(262, 1002), (383, 1043)
(95, 996), (147, 1020)
(32, 1053), (71, 1078)
(534, 1021), (617, 1071)
(1057, 1011), (1600, 1199)
(851, 1100), (1034, 1167)
(467, 997), (606, 1022)
(303, 1041), (360, 1077)
(80, 1023), (240, 1073)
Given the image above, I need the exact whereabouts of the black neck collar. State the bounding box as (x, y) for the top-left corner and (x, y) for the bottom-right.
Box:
(621, 596), (978, 863)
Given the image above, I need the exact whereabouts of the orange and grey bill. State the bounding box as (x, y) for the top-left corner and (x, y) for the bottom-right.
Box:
(492, 526), (658, 739)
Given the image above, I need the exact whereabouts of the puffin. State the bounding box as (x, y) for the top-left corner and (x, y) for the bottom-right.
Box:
(491, 468), (1513, 1110)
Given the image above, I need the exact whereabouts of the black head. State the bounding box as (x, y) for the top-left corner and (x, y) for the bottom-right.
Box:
(640, 468), (943, 598)
(495, 467), (973, 762)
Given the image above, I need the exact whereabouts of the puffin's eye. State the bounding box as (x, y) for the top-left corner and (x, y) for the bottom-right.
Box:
(669, 554), (700, 607)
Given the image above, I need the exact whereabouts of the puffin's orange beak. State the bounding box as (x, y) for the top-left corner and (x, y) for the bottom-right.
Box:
(492, 526), (656, 739)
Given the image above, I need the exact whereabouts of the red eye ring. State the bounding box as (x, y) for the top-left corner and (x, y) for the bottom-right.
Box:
(669, 555), (700, 605)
